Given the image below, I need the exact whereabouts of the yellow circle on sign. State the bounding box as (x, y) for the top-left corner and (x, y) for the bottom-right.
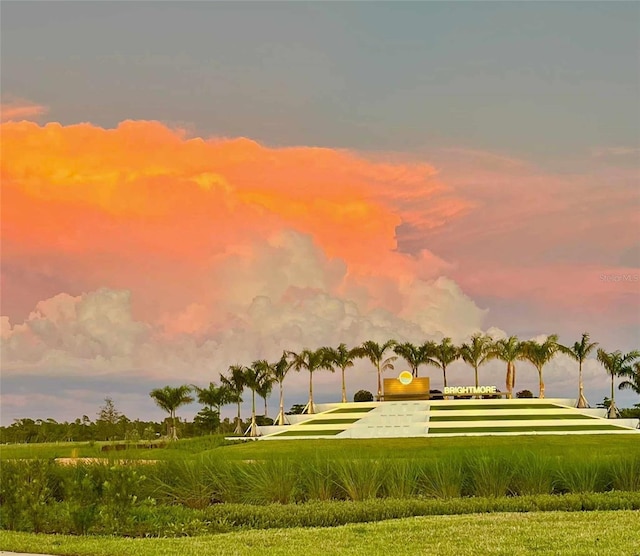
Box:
(398, 371), (413, 385)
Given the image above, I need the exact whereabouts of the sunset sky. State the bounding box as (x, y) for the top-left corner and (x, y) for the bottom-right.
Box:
(1, 2), (639, 424)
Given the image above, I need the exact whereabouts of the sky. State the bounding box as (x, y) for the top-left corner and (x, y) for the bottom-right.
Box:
(1, 1), (639, 425)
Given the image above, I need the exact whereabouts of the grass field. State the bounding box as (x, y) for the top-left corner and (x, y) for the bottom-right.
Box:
(2, 434), (639, 462)
(1, 510), (639, 555)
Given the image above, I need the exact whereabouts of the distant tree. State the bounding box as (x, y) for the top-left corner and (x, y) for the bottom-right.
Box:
(288, 348), (333, 414)
(149, 385), (194, 440)
(597, 349), (640, 418)
(429, 338), (459, 392)
(272, 352), (294, 425)
(491, 336), (524, 399)
(516, 389), (534, 399)
(354, 390), (374, 402)
(618, 361), (640, 396)
(393, 342), (434, 378)
(220, 365), (246, 435)
(360, 340), (397, 401)
(255, 364), (275, 418)
(96, 397), (122, 440)
(245, 360), (272, 437)
(285, 404), (307, 415)
(558, 333), (598, 408)
(459, 334), (494, 389)
(323, 343), (363, 403)
(522, 335), (559, 399)
(192, 382), (230, 433)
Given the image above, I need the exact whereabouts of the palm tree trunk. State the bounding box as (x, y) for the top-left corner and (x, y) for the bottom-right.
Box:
(512, 364), (516, 394)
(538, 366), (545, 399)
(263, 396), (268, 418)
(577, 360), (588, 408)
(171, 410), (177, 441)
(249, 389), (259, 437)
(341, 367), (347, 403)
(376, 364), (382, 401)
(308, 370), (315, 414)
(276, 381), (286, 425)
(474, 365), (479, 388)
(607, 373), (619, 418)
(234, 401), (243, 435)
(505, 362), (513, 399)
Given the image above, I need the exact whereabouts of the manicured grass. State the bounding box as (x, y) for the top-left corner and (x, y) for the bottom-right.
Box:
(326, 407), (374, 414)
(429, 425), (628, 434)
(431, 403), (561, 411)
(429, 413), (595, 421)
(3, 433), (639, 462)
(271, 430), (343, 437)
(299, 419), (360, 425)
(2, 510), (639, 555)
(214, 434), (640, 461)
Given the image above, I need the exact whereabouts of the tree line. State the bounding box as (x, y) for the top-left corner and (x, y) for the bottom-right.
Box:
(149, 333), (640, 437)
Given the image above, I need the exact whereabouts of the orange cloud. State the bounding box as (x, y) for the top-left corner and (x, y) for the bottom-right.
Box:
(1, 119), (469, 328)
(0, 97), (48, 122)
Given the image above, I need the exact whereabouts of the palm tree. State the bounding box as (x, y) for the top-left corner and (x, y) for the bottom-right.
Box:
(618, 361), (640, 396)
(558, 333), (598, 408)
(459, 334), (493, 390)
(254, 362), (275, 419)
(429, 338), (459, 392)
(491, 336), (524, 399)
(272, 352), (294, 425)
(522, 335), (559, 399)
(220, 364), (246, 435)
(244, 360), (271, 437)
(597, 349), (640, 418)
(288, 348), (334, 414)
(192, 381), (230, 432)
(360, 340), (397, 401)
(149, 385), (194, 440)
(393, 341), (434, 378)
(322, 343), (363, 403)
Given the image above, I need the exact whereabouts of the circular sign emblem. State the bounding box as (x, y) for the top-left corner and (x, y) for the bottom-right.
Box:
(398, 371), (413, 385)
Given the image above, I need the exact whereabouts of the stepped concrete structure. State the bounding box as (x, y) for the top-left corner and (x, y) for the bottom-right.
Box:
(258, 398), (640, 440)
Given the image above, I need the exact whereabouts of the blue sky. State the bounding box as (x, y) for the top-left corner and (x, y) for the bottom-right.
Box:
(1, 1), (638, 423)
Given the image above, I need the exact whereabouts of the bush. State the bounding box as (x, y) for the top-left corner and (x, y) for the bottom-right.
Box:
(353, 390), (373, 402)
(517, 390), (534, 398)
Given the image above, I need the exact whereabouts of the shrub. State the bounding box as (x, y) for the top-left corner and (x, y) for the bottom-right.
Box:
(516, 390), (534, 398)
(353, 390), (374, 402)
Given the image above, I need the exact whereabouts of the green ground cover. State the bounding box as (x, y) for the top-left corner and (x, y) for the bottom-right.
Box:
(429, 425), (626, 434)
(429, 413), (595, 421)
(2, 510), (639, 556)
(298, 418), (360, 425)
(2, 434), (639, 462)
(431, 403), (561, 410)
(326, 407), (375, 413)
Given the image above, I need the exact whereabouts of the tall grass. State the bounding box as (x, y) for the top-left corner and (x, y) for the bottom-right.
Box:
(421, 456), (466, 499)
(609, 455), (640, 492)
(334, 459), (385, 501)
(467, 452), (514, 498)
(554, 459), (607, 494)
(240, 459), (300, 504)
(299, 456), (338, 501)
(510, 452), (555, 496)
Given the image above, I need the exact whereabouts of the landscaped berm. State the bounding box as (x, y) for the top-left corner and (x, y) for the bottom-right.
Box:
(258, 375), (639, 439)
(260, 399), (639, 439)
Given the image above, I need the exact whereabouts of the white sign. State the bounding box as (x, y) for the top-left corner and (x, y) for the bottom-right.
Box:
(443, 386), (498, 395)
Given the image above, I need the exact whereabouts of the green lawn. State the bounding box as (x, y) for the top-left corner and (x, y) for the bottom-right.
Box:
(2, 434), (639, 462)
(1, 511), (638, 555)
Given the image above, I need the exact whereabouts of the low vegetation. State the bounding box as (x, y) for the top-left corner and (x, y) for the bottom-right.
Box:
(2, 510), (640, 556)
